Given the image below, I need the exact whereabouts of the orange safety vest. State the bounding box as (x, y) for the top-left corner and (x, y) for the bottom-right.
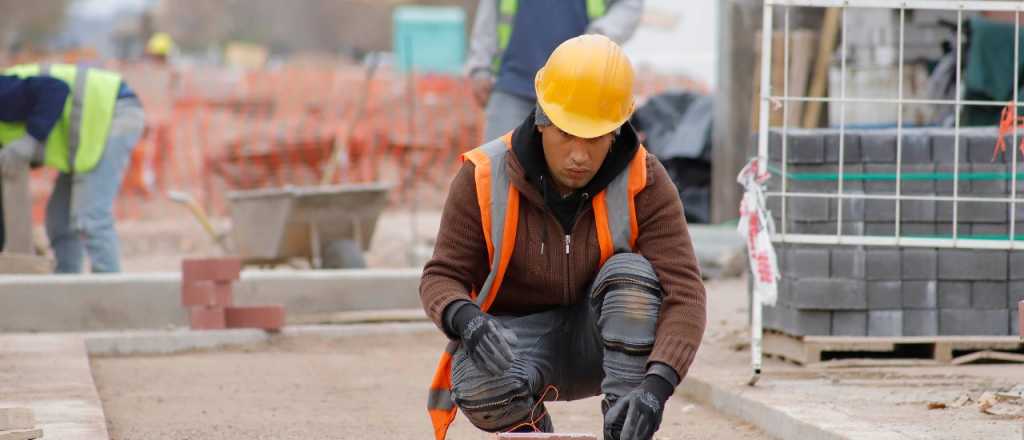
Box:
(427, 133), (648, 440)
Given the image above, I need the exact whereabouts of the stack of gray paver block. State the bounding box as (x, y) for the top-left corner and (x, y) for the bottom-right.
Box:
(761, 244), (1022, 337)
(756, 127), (1024, 337)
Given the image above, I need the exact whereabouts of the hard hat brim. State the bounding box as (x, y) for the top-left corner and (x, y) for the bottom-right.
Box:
(537, 98), (633, 140)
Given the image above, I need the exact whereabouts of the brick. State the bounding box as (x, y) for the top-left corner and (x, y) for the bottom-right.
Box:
(225, 305), (286, 331)
(787, 196), (831, 222)
(901, 249), (937, 280)
(938, 249), (1007, 280)
(189, 306), (226, 330)
(939, 309), (1009, 335)
(824, 130), (862, 164)
(972, 281), (1008, 309)
(182, 257), (242, 283)
(498, 434), (597, 439)
(181, 281), (233, 307)
(0, 408), (34, 431)
(868, 310), (903, 337)
(790, 278), (867, 309)
(938, 282), (972, 308)
(831, 246), (866, 279)
(784, 247), (830, 279)
(903, 310), (939, 336)
(1010, 252), (1024, 280)
(866, 248), (901, 280)
(903, 281), (937, 308)
(868, 281), (902, 309)
(783, 308), (832, 336)
(831, 311), (867, 336)
(899, 131), (933, 163)
(861, 132), (897, 163)
(864, 199), (896, 222)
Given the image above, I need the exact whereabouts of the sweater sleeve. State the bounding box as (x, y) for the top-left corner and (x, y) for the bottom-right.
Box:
(0, 75), (69, 144)
(420, 161), (491, 337)
(634, 155), (707, 379)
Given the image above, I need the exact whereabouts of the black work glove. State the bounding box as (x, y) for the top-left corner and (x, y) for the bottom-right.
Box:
(451, 302), (518, 376)
(603, 374), (674, 440)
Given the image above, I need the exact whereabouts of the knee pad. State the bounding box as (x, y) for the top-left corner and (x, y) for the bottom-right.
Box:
(593, 254), (663, 355)
(454, 377), (536, 432)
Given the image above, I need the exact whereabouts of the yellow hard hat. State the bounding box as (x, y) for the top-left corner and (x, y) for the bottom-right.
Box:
(534, 34), (635, 139)
(146, 32), (174, 56)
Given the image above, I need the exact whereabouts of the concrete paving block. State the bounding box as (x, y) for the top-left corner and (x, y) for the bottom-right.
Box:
(1010, 252), (1024, 280)
(965, 130), (1003, 163)
(785, 308), (832, 336)
(902, 281), (937, 308)
(189, 306), (226, 330)
(866, 248), (901, 280)
(903, 309), (939, 336)
(939, 309), (1009, 336)
(864, 199), (896, 222)
(182, 257), (242, 283)
(225, 305), (286, 331)
(967, 164), (1009, 195)
(899, 131), (933, 164)
(938, 282), (972, 309)
(972, 281), (1009, 309)
(763, 304), (783, 331)
(1010, 281), (1024, 308)
(181, 280), (234, 307)
(1013, 306), (1021, 336)
(791, 278), (867, 310)
(868, 310), (903, 337)
(831, 246), (866, 279)
(498, 433), (596, 439)
(784, 247), (831, 279)
(793, 220), (868, 236)
(867, 281), (902, 310)
(898, 164), (936, 194)
(935, 164), (968, 195)
(930, 131), (959, 164)
(900, 222), (937, 236)
(829, 194), (866, 221)
(766, 130), (784, 162)
(969, 223), (1009, 236)
(959, 201), (1009, 223)
(788, 197), (831, 222)
(899, 199), (936, 222)
(865, 222), (896, 236)
(864, 165), (897, 194)
(786, 164), (840, 192)
(938, 249), (1008, 280)
(786, 130), (826, 164)
(901, 249), (937, 280)
(0, 408), (34, 431)
(824, 131), (862, 164)
(831, 311), (867, 336)
(861, 132), (898, 163)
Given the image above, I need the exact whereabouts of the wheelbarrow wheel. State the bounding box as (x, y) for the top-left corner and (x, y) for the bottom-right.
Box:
(321, 239), (367, 269)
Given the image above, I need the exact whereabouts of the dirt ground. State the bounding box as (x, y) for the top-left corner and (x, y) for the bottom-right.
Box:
(91, 330), (770, 440)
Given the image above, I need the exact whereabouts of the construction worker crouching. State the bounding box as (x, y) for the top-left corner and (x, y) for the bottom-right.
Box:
(422, 35), (706, 440)
(0, 64), (145, 273)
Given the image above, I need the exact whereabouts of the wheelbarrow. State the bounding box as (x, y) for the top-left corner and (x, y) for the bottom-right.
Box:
(169, 183), (391, 269)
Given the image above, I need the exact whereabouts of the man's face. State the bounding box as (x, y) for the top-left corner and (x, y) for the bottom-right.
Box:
(538, 124), (615, 195)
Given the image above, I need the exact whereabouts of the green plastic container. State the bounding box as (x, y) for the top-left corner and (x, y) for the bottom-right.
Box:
(393, 6), (466, 74)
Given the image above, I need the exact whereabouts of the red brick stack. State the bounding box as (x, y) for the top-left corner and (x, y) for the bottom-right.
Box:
(182, 258), (285, 331)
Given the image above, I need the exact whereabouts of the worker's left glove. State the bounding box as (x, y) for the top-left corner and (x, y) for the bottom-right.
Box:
(603, 374), (674, 440)
(0, 135), (42, 177)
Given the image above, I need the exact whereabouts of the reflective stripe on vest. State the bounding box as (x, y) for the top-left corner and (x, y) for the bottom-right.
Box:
(426, 132), (647, 440)
(492, 0), (608, 73)
(0, 63), (122, 174)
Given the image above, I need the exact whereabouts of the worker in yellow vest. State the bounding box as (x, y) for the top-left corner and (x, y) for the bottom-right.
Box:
(467, 0), (644, 141)
(422, 35), (706, 440)
(0, 64), (145, 273)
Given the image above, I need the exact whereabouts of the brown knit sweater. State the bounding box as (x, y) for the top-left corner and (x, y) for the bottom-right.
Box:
(419, 146), (707, 379)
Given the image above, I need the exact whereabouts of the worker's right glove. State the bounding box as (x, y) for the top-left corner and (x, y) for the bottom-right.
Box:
(0, 135), (42, 177)
(603, 374), (674, 440)
(451, 302), (518, 376)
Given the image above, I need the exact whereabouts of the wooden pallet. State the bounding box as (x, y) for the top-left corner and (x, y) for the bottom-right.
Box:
(764, 331), (1024, 367)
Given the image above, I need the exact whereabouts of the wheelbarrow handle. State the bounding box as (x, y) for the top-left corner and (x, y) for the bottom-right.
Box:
(167, 190), (231, 254)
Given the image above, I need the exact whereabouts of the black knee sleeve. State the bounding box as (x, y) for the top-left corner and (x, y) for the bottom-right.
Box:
(592, 253), (663, 355)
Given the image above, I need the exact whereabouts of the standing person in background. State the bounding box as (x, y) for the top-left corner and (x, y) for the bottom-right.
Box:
(467, 0), (645, 142)
(0, 64), (145, 273)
